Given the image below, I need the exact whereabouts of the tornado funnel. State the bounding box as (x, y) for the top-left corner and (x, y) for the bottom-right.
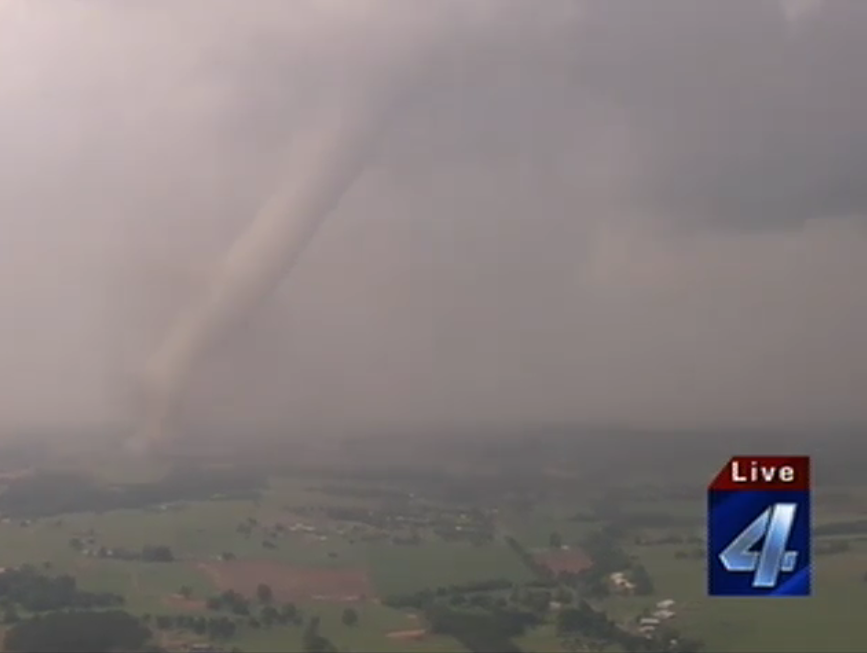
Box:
(132, 87), (398, 448)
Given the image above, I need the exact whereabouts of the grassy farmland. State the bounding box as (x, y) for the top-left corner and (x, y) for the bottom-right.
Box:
(0, 431), (866, 652)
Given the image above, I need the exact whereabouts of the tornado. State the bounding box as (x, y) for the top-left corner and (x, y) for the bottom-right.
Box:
(131, 76), (410, 450)
(129, 2), (512, 451)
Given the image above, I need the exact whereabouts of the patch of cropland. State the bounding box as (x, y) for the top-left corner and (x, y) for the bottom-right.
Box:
(0, 466), (265, 518)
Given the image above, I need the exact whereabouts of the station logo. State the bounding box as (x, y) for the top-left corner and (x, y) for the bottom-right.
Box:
(708, 456), (811, 597)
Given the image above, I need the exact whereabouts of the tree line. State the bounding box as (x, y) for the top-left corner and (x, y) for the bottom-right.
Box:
(0, 566), (123, 618)
(383, 578), (516, 610)
(69, 538), (175, 563)
(3, 610), (153, 653)
(504, 537), (555, 581)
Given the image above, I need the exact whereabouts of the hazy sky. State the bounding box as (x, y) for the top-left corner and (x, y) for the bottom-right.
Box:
(1, 0), (865, 437)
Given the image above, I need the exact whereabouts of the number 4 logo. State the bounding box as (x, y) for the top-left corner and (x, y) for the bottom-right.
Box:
(719, 503), (799, 588)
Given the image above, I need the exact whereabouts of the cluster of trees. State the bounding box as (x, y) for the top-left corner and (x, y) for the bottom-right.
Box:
(68, 539), (175, 562)
(510, 585), (575, 614)
(630, 564), (654, 596)
(297, 504), (495, 546)
(673, 548), (705, 560)
(340, 607), (358, 626)
(385, 575), (595, 652)
(573, 530), (654, 597)
(302, 615), (338, 653)
(424, 603), (540, 652)
(3, 610), (153, 652)
(148, 612), (237, 639)
(205, 585), (301, 628)
(141, 545), (175, 562)
(206, 589), (253, 616)
(556, 600), (705, 653)
(433, 526), (494, 546)
(154, 586), (321, 638)
(557, 601), (662, 652)
(816, 539), (852, 555)
(0, 467), (265, 518)
(150, 583), (342, 646)
(235, 518), (284, 550)
(557, 600), (619, 640)
(383, 578), (515, 610)
(0, 566), (123, 617)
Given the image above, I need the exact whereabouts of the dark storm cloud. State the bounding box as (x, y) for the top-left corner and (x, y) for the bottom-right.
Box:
(1, 1), (866, 435)
(574, 0), (867, 228)
(219, 1), (867, 230)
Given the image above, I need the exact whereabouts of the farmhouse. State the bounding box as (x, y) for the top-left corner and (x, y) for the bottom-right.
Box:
(610, 571), (636, 593)
(654, 609), (676, 620)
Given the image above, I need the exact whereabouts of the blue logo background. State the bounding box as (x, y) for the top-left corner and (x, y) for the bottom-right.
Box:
(708, 489), (811, 597)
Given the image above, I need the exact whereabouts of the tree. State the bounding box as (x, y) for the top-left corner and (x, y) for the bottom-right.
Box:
(554, 587), (573, 604)
(155, 615), (173, 630)
(341, 607), (359, 626)
(179, 585), (193, 599)
(631, 564), (655, 596)
(549, 531), (563, 549)
(279, 602), (297, 623)
(261, 605), (279, 627)
(207, 616), (236, 640)
(302, 615), (338, 653)
(141, 545), (174, 562)
(256, 583), (273, 604)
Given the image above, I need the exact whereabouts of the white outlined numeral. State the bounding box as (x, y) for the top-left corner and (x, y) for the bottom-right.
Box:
(718, 503), (798, 588)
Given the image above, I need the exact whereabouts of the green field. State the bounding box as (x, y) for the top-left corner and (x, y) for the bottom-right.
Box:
(367, 542), (535, 596)
(2, 447), (867, 653)
(605, 491), (867, 653)
(0, 479), (539, 652)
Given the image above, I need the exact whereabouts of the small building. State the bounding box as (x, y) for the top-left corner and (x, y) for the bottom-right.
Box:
(640, 617), (660, 627)
(610, 571), (636, 593)
(654, 609), (676, 620)
(657, 599), (675, 609)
